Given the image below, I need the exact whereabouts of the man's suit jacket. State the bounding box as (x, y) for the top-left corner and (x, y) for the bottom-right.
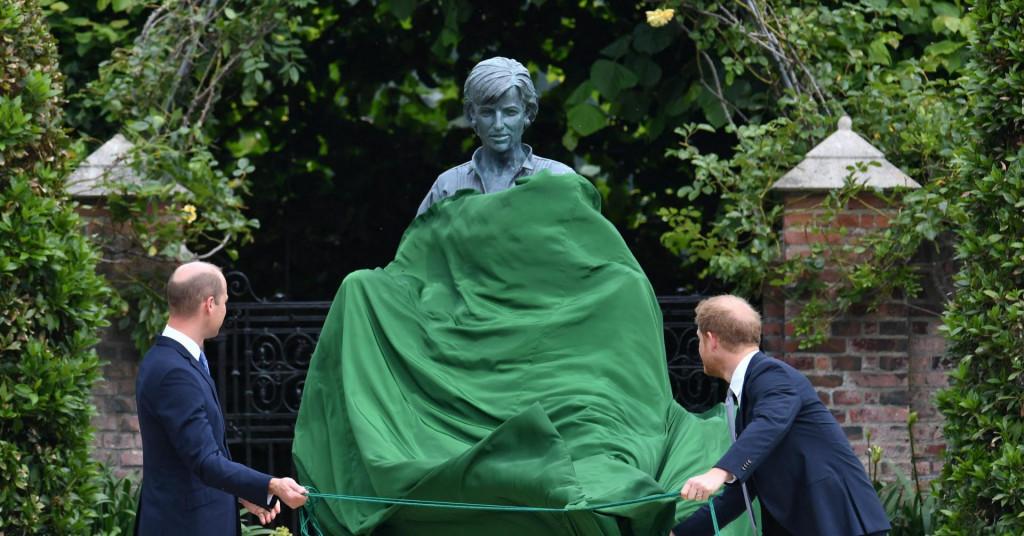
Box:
(674, 352), (890, 536)
(134, 336), (273, 535)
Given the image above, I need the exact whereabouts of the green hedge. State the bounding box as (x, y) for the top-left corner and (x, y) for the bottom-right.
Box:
(0, 0), (116, 533)
(935, 0), (1024, 534)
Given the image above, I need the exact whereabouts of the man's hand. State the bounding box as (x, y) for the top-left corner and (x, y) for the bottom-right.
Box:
(240, 497), (280, 525)
(269, 477), (308, 509)
(680, 468), (731, 501)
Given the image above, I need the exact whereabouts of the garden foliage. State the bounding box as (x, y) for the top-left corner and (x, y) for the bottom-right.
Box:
(934, 1), (1024, 533)
(0, 0), (115, 532)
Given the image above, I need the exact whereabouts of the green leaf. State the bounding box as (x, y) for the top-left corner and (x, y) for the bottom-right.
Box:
(111, 0), (132, 12)
(696, 86), (728, 128)
(868, 38), (892, 65)
(50, 2), (69, 12)
(666, 82), (700, 117)
(600, 36), (631, 59)
(97, 0), (110, 10)
(625, 55), (662, 88)
(566, 81), (595, 107)
(925, 40), (965, 56)
(589, 60), (637, 100)
(567, 103), (607, 136)
(13, 384), (38, 406)
(561, 130), (578, 151)
(389, 0), (417, 21)
(632, 23), (674, 54)
(932, 2), (960, 17)
(932, 15), (961, 33)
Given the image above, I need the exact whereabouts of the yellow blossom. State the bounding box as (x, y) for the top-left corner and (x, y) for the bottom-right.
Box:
(182, 204), (197, 224)
(646, 8), (675, 28)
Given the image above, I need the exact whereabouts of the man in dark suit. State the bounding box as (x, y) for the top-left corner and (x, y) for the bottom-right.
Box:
(135, 261), (308, 535)
(673, 295), (890, 536)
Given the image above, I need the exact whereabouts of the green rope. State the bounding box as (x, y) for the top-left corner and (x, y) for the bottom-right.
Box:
(298, 487), (720, 536)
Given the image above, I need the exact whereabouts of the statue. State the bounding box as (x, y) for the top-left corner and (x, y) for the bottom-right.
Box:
(290, 57), (751, 536)
(416, 57), (574, 215)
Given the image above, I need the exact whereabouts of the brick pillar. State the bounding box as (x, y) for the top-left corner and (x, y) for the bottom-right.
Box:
(77, 203), (145, 477)
(762, 191), (948, 482)
(91, 325), (143, 477)
(71, 136), (165, 477)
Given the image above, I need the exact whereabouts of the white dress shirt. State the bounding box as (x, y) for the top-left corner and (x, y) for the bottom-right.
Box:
(728, 349), (759, 406)
(162, 325), (201, 361)
(722, 349), (758, 484)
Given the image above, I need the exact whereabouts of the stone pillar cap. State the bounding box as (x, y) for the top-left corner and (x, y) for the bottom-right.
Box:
(68, 134), (186, 198)
(67, 134), (139, 198)
(771, 116), (920, 191)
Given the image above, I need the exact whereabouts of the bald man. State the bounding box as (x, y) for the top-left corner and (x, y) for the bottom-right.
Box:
(134, 262), (307, 535)
(672, 295), (890, 536)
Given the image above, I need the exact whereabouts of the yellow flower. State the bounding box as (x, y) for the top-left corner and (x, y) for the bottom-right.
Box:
(182, 204), (197, 224)
(646, 8), (675, 28)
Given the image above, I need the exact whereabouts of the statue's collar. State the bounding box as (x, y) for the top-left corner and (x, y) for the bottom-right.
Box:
(469, 144), (535, 174)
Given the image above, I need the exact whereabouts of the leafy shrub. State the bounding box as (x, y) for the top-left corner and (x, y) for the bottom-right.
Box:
(87, 468), (140, 535)
(935, 1), (1024, 533)
(0, 0), (115, 533)
(866, 413), (937, 536)
(243, 518), (296, 536)
(878, 472), (937, 536)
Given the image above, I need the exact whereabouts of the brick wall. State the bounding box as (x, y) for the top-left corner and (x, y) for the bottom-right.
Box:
(79, 202), (145, 477)
(762, 192), (949, 482)
(91, 325), (143, 477)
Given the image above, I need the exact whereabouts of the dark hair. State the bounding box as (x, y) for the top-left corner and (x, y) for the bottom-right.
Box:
(463, 57), (538, 124)
(167, 270), (224, 316)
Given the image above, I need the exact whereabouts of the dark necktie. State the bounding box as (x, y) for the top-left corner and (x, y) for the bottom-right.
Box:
(726, 391), (758, 535)
(725, 391), (738, 440)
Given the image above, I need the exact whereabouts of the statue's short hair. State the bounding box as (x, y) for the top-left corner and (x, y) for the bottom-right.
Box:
(463, 57), (538, 124)
(167, 264), (225, 316)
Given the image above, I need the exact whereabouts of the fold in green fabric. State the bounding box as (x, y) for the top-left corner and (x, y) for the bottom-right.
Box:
(293, 171), (752, 535)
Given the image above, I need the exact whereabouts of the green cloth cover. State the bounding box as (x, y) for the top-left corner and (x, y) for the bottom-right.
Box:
(293, 171), (751, 535)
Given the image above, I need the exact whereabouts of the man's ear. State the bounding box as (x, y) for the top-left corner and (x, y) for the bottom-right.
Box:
(705, 330), (718, 350)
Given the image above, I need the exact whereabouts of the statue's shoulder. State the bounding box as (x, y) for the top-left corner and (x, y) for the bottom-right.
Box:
(434, 160), (474, 186)
(531, 155), (574, 175)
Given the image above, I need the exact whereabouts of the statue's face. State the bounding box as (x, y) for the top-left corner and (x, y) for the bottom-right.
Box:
(471, 87), (528, 155)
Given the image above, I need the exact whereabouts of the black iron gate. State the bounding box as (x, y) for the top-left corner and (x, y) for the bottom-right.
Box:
(659, 295), (730, 413)
(207, 271), (725, 530)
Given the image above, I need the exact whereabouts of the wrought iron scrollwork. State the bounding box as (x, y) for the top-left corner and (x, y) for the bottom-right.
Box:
(660, 295), (728, 412)
(225, 270), (265, 302)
